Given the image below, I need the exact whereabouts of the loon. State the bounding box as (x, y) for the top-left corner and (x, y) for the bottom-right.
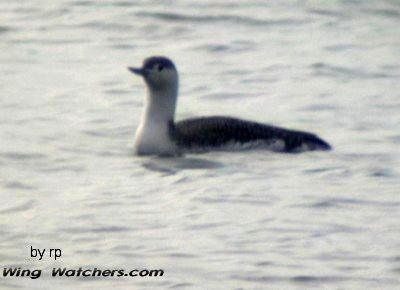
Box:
(128, 56), (331, 156)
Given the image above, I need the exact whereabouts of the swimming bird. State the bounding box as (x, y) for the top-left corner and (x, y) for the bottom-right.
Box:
(128, 56), (331, 156)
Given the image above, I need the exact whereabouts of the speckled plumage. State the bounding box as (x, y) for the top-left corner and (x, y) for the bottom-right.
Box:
(173, 116), (331, 152)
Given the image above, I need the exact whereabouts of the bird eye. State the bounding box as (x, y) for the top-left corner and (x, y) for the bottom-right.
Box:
(157, 65), (164, 71)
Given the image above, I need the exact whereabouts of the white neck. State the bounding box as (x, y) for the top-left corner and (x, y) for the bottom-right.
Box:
(133, 84), (179, 155)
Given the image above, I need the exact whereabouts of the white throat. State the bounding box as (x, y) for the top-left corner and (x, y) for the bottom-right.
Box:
(134, 84), (179, 155)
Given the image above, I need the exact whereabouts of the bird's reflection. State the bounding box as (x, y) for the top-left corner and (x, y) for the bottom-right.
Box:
(140, 155), (222, 174)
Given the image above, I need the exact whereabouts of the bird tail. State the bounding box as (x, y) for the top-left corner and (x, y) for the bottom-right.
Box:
(304, 135), (332, 151)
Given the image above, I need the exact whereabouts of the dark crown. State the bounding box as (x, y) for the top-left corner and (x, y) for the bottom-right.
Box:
(143, 56), (176, 70)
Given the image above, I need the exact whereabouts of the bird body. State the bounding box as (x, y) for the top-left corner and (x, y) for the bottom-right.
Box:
(128, 56), (331, 156)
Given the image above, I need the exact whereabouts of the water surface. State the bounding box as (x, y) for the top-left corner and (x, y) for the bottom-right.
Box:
(1, 0), (400, 289)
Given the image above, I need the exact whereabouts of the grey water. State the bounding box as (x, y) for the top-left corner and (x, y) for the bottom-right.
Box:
(1, 0), (400, 289)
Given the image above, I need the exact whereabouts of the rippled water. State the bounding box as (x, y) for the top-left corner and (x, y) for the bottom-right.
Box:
(1, 0), (400, 289)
